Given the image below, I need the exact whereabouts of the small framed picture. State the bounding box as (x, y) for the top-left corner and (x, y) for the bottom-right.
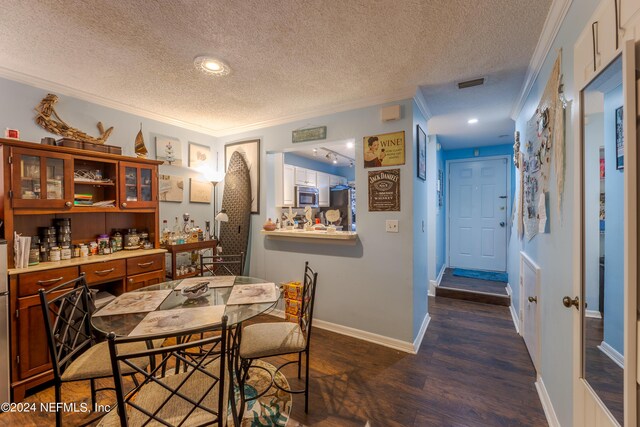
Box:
(155, 136), (182, 166)
(189, 142), (212, 169)
(416, 125), (426, 181)
(189, 179), (212, 204)
(615, 106), (623, 170)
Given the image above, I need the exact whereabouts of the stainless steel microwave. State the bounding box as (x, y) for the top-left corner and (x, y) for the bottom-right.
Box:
(295, 186), (319, 207)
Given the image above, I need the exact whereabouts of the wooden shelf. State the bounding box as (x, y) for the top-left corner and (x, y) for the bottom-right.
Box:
(74, 181), (115, 186)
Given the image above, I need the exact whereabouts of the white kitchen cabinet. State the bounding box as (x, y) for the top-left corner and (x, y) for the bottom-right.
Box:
(295, 167), (316, 187)
(329, 174), (340, 186)
(317, 172), (330, 207)
(274, 153), (295, 207)
(339, 176), (348, 186)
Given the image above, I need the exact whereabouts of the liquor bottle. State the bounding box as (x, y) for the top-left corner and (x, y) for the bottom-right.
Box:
(161, 220), (170, 245)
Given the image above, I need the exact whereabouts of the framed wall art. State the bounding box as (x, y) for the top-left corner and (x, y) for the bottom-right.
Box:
(155, 136), (182, 166)
(363, 131), (405, 168)
(188, 142), (212, 169)
(417, 125), (426, 181)
(225, 139), (260, 214)
(189, 179), (212, 204)
(615, 106), (623, 170)
(368, 169), (400, 211)
(158, 174), (184, 202)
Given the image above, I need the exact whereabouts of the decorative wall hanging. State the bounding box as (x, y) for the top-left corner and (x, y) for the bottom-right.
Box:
(156, 137), (182, 166)
(615, 106), (624, 170)
(363, 131), (405, 168)
(225, 139), (260, 214)
(437, 169), (443, 207)
(35, 93), (113, 144)
(189, 142), (212, 169)
(368, 169), (400, 211)
(189, 179), (212, 204)
(158, 174), (183, 202)
(292, 126), (327, 143)
(513, 131), (521, 169)
(522, 54), (563, 240)
(135, 123), (148, 158)
(219, 151), (252, 255)
(417, 125), (426, 181)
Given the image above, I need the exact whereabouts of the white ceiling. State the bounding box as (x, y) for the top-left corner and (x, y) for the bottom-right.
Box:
(0, 0), (551, 146)
(285, 140), (356, 167)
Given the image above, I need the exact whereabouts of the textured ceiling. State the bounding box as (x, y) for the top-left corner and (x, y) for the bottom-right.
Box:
(0, 0), (551, 143)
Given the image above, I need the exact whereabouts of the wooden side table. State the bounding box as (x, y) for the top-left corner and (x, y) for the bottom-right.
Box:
(163, 240), (217, 279)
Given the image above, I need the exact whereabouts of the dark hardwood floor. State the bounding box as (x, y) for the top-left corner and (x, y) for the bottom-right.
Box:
(0, 296), (546, 426)
(439, 268), (509, 296)
(584, 316), (623, 424)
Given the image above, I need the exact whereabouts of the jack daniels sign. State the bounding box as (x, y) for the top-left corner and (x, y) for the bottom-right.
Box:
(368, 169), (400, 211)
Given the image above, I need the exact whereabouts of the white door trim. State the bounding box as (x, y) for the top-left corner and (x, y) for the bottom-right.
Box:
(445, 155), (512, 271)
(520, 251), (541, 372)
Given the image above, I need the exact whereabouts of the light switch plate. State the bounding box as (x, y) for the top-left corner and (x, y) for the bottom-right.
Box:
(385, 220), (399, 233)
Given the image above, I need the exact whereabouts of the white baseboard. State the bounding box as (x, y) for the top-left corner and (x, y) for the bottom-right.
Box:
(585, 310), (602, 319)
(598, 341), (624, 369)
(429, 265), (446, 296)
(436, 264), (446, 285)
(535, 377), (560, 427)
(268, 309), (423, 354)
(506, 283), (520, 335)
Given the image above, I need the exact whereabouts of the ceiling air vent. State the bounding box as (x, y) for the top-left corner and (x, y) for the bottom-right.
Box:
(458, 78), (485, 89)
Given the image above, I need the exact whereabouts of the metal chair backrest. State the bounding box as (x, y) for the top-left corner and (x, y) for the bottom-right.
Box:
(108, 317), (229, 426)
(300, 261), (318, 349)
(200, 252), (245, 276)
(38, 273), (94, 381)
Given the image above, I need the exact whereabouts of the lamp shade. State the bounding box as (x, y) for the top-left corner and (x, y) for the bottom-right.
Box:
(215, 209), (229, 222)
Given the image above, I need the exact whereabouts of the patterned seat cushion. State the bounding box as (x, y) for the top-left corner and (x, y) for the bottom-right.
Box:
(239, 322), (306, 359)
(61, 339), (163, 381)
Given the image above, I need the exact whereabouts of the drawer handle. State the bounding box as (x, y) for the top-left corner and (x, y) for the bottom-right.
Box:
(95, 268), (116, 276)
(36, 276), (64, 285)
(137, 261), (155, 268)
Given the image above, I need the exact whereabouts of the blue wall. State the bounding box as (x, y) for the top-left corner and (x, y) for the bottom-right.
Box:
(603, 85), (624, 354)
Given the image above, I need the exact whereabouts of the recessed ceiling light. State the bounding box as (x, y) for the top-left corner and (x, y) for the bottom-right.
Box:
(332, 157), (338, 164)
(194, 56), (231, 76)
(468, 118), (479, 124)
(346, 141), (354, 149)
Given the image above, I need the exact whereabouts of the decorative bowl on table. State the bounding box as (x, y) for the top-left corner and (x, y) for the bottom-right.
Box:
(180, 281), (210, 299)
(263, 218), (277, 231)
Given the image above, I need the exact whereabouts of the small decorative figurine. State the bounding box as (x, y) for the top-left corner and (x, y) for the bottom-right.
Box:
(135, 123), (148, 158)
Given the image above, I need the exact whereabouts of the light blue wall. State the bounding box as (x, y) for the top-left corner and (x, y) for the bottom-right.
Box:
(603, 85), (624, 354)
(0, 77), (217, 228)
(282, 152), (355, 181)
(413, 100), (429, 337)
(336, 166), (356, 181)
(508, 0), (600, 425)
(217, 99), (423, 342)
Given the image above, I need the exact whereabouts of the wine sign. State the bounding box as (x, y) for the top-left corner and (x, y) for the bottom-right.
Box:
(368, 169), (400, 211)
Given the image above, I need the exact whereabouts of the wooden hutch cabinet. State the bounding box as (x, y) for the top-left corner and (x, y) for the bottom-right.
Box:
(0, 138), (166, 401)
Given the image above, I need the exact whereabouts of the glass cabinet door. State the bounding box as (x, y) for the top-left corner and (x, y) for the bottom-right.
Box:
(11, 148), (72, 208)
(119, 162), (157, 208)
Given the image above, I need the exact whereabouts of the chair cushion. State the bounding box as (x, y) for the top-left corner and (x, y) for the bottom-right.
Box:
(98, 359), (227, 427)
(240, 322), (306, 359)
(61, 339), (163, 381)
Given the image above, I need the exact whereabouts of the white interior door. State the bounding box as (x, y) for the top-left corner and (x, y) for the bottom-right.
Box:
(449, 158), (508, 272)
(521, 252), (540, 370)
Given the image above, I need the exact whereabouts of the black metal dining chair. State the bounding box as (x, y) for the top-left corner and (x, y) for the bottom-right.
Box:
(200, 252), (245, 276)
(237, 261), (318, 416)
(99, 317), (231, 427)
(39, 274), (160, 427)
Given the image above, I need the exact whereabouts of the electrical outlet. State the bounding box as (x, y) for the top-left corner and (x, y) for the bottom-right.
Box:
(385, 220), (399, 233)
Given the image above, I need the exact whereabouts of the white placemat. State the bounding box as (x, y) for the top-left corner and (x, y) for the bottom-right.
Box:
(226, 283), (279, 305)
(174, 276), (236, 290)
(129, 305), (226, 336)
(93, 290), (172, 317)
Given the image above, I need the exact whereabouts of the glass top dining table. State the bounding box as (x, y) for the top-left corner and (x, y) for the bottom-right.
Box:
(91, 276), (280, 337)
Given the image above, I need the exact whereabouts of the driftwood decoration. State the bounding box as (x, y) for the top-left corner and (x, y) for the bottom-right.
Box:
(35, 93), (113, 144)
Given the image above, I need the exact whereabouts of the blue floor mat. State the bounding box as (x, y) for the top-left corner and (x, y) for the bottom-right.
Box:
(452, 268), (508, 283)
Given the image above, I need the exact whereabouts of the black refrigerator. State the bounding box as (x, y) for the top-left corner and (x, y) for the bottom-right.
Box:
(327, 185), (356, 231)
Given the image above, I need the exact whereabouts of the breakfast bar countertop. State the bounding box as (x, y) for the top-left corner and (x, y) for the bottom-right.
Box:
(260, 229), (357, 244)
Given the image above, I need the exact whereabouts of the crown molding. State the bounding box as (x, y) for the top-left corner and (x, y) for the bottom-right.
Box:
(413, 88), (432, 121)
(214, 86), (418, 137)
(510, 0), (572, 119)
(0, 66), (221, 137)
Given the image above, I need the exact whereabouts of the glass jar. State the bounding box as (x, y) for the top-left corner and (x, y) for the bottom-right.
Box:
(89, 242), (98, 256)
(28, 240), (40, 266)
(49, 246), (61, 262)
(124, 229), (140, 249)
(80, 244), (89, 257)
(72, 244), (80, 258)
(61, 246), (71, 260)
(112, 230), (123, 251)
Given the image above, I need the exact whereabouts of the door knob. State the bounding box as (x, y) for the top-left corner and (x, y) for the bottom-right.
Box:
(499, 222), (505, 227)
(65, 201), (72, 207)
(121, 202), (127, 208)
(528, 296), (537, 303)
(562, 296), (580, 310)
